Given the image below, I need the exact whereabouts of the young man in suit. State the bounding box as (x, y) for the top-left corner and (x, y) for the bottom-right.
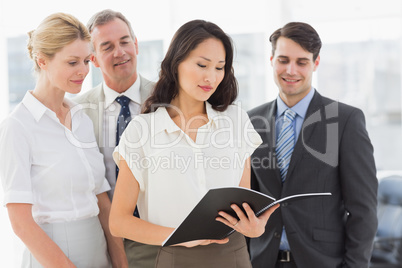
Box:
(247, 22), (378, 268)
(73, 9), (157, 268)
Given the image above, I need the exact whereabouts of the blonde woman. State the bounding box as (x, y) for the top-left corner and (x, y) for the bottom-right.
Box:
(0, 13), (126, 267)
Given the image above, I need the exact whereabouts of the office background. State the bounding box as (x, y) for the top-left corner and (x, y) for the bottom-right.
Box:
(0, 0), (401, 265)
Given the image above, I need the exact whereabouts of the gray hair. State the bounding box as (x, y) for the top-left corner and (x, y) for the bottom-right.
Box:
(87, 9), (135, 52)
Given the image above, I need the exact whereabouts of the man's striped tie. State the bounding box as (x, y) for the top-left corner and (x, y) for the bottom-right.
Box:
(276, 109), (297, 182)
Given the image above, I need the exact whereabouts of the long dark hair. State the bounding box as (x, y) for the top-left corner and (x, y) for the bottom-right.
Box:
(142, 20), (238, 114)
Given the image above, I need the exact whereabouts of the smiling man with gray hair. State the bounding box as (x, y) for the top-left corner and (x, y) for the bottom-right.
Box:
(73, 9), (156, 268)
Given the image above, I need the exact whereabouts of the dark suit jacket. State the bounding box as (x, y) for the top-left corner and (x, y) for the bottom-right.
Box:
(247, 91), (378, 268)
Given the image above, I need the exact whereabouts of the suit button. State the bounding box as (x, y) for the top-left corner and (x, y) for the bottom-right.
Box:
(282, 202), (288, 207)
(274, 232), (281, 238)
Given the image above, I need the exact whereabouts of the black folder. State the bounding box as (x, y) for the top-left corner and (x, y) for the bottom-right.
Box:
(163, 187), (331, 246)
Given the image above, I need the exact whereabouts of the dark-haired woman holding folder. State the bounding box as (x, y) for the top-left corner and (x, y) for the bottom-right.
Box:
(110, 19), (279, 268)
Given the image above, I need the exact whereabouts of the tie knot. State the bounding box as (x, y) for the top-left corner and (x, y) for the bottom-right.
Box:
(284, 109), (296, 122)
(116, 96), (131, 106)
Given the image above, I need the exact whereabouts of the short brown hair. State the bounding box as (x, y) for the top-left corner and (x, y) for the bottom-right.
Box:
(270, 22), (322, 61)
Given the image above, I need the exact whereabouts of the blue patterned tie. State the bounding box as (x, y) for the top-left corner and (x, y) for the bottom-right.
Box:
(115, 96), (139, 218)
(276, 109), (297, 182)
(116, 96), (131, 146)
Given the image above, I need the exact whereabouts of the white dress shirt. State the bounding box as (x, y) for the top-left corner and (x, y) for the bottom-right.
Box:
(0, 91), (110, 224)
(103, 80), (141, 200)
(113, 102), (262, 228)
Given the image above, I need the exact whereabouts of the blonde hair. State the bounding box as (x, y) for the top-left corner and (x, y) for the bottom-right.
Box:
(27, 12), (91, 72)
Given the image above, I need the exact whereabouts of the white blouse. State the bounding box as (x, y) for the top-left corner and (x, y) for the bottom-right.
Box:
(0, 92), (110, 224)
(113, 102), (262, 228)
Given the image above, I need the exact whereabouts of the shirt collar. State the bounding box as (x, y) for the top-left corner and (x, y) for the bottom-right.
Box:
(103, 78), (141, 109)
(205, 101), (219, 128)
(276, 87), (315, 119)
(152, 101), (220, 137)
(22, 91), (48, 122)
(22, 91), (83, 131)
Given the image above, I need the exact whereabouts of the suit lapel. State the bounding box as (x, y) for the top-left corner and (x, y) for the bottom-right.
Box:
(139, 75), (154, 105)
(286, 91), (323, 180)
(253, 101), (282, 184)
(88, 84), (105, 149)
(267, 102), (283, 183)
